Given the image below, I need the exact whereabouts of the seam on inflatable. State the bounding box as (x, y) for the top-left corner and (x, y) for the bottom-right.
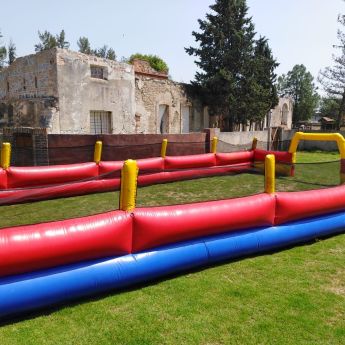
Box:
(130, 212), (135, 254)
(203, 240), (211, 260)
(273, 193), (278, 226)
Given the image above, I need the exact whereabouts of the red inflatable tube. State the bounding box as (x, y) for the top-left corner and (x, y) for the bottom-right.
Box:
(216, 151), (254, 166)
(254, 149), (293, 163)
(98, 157), (165, 178)
(0, 169), (7, 189)
(0, 164), (252, 206)
(0, 179), (121, 206)
(137, 157), (165, 172)
(0, 210), (132, 277)
(164, 153), (216, 169)
(7, 162), (98, 188)
(275, 186), (345, 224)
(132, 193), (276, 252)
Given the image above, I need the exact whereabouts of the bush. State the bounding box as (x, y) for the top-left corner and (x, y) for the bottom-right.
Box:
(129, 53), (168, 73)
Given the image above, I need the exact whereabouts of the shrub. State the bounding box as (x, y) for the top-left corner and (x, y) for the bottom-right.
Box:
(129, 53), (168, 73)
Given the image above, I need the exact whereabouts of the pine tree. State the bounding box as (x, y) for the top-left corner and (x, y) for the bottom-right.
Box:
(35, 31), (57, 52)
(106, 48), (116, 61)
(186, 0), (277, 131)
(35, 30), (69, 52)
(77, 36), (92, 54)
(56, 30), (69, 49)
(8, 40), (16, 65)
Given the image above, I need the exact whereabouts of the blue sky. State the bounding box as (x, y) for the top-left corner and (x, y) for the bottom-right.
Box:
(0, 0), (344, 85)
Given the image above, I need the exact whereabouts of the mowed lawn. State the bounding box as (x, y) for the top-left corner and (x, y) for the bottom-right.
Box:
(0, 151), (344, 344)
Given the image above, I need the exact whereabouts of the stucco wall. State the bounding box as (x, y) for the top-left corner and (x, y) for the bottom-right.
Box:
(0, 49), (59, 129)
(56, 49), (135, 134)
(135, 75), (208, 134)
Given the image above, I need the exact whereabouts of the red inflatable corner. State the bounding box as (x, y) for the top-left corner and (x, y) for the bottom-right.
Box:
(216, 151), (254, 166)
(275, 186), (345, 224)
(132, 193), (276, 252)
(98, 161), (124, 178)
(0, 210), (132, 277)
(164, 153), (216, 170)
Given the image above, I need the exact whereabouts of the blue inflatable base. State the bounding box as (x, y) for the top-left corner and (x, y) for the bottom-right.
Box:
(1, 211), (345, 318)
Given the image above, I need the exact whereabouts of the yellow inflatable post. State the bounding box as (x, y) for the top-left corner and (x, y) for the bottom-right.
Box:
(94, 141), (103, 164)
(265, 154), (275, 194)
(1, 142), (11, 169)
(251, 137), (258, 150)
(161, 139), (168, 158)
(119, 159), (138, 211)
(211, 136), (218, 154)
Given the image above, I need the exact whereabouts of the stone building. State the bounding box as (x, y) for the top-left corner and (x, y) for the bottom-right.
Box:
(0, 48), (207, 135)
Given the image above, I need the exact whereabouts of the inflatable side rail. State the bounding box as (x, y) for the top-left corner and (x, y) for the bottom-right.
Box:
(0, 153), (253, 204)
(0, 145), (289, 205)
(1, 184), (345, 318)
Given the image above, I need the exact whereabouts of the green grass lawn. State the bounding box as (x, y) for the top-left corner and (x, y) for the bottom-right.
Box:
(0, 151), (344, 344)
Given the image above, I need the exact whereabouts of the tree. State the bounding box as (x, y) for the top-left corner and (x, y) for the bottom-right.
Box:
(0, 31), (6, 69)
(319, 97), (340, 119)
(56, 30), (69, 49)
(106, 48), (116, 61)
(93, 45), (116, 60)
(319, 13), (345, 129)
(246, 37), (279, 125)
(77, 37), (116, 60)
(185, 0), (278, 131)
(94, 45), (108, 58)
(35, 30), (69, 52)
(77, 36), (92, 55)
(278, 64), (319, 124)
(8, 40), (16, 65)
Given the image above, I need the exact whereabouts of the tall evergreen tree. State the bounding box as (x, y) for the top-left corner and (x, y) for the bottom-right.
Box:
(246, 37), (279, 126)
(77, 36), (92, 54)
(278, 64), (319, 124)
(8, 40), (16, 65)
(185, 0), (277, 131)
(319, 13), (345, 129)
(0, 31), (7, 69)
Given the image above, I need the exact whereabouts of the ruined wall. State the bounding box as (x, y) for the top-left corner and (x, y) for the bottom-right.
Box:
(270, 97), (293, 129)
(56, 49), (135, 134)
(135, 75), (208, 134)
(0, 49), (59, 130)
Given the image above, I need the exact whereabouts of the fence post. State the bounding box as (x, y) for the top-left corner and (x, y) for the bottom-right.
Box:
(211, 136), (218, 153)
(94, 141), (102, 164)
(251, 137), (258, 150)
(1, 142), (11, 169)
(265, 154), (275, 194)
(161, 139), (168, 158)
(119, 159), (138, 211)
